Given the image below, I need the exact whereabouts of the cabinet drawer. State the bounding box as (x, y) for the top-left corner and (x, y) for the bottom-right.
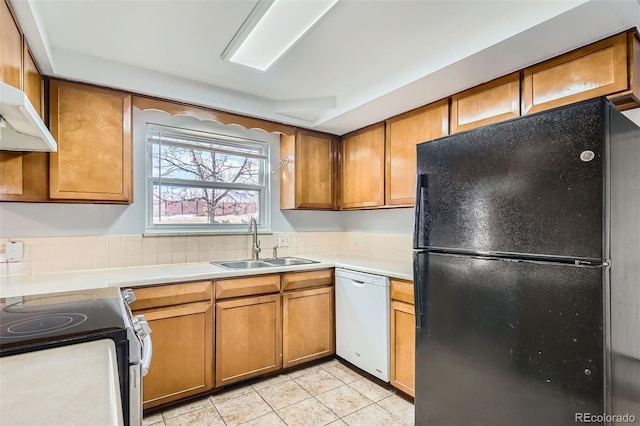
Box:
(129, 281), (213, 311)
(390, 279), (414, 305)
(216, 274), (281, 299)
(283, 269), (333, 291)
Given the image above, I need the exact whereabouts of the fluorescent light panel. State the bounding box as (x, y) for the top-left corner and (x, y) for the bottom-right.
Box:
(222, 0), (339, 71)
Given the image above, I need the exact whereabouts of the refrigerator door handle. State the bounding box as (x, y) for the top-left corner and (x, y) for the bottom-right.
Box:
(413, 173), (428, 249)
(413, 253), (425, 329)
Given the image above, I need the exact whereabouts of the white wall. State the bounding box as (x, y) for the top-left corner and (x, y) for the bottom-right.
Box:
(0, 109), (345, 238)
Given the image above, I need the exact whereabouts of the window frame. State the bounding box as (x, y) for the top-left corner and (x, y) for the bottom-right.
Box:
(144, 123), (271, 234)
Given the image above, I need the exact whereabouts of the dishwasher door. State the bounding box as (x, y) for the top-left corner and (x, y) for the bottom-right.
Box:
(335, 268), (390, 382)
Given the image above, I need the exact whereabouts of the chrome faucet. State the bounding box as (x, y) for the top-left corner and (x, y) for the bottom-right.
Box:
(248, 217), (261, 260)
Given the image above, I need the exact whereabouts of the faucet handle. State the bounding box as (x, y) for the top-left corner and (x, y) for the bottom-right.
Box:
(273, 244), (278, 259)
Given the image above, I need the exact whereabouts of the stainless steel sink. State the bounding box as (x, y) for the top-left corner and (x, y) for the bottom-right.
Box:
(263, 257), (318, 266)
(211, 257), (318, 270)
(212, 260), (272, 270)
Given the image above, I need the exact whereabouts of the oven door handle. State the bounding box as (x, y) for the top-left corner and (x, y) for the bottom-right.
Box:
(140, 334), (152, 377)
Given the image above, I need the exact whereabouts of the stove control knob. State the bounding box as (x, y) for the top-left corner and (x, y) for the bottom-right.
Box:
(133, 315), (152, 339)
(122, 289), (137, 304)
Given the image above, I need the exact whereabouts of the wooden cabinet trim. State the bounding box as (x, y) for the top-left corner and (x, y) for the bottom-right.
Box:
(282, 286), (335, 368)
(390, 279), (414, 305)
(390, 300), (415, 397)
(522, 33), (629, 115)
(133, 95), (295, 136)
(385, 100), (449, 206)
(451, 72), (520, 133)
(129, 281), (213, 311)
(215, 274), (281, 299)
(0, 152), (23, 195)
(283, 269), (334, 291)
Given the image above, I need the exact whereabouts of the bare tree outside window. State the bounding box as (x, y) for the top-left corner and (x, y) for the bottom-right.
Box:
(146, 125), (268, 229)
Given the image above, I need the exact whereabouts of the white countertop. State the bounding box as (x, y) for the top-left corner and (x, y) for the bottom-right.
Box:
(0, 339), (123, 426)
(0, 254), (413, 298)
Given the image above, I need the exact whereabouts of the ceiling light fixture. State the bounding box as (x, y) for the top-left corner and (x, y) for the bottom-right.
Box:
(221, 0), (339, 71)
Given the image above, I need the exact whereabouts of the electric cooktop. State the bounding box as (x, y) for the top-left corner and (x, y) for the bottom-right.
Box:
(0, 287), (127, 356)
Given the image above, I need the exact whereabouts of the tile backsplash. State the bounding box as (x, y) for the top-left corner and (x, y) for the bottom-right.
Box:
(0, 232), (412, 277)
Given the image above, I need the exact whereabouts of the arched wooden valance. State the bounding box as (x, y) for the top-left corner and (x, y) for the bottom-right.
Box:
(132, 96), (296, 136)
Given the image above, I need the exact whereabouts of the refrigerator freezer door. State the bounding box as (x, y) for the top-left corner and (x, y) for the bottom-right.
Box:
(414, 252), (604, 426)
(415, 99), (605, 260)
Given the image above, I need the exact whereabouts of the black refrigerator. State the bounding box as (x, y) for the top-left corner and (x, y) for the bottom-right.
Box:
(413, 98), (640, 426)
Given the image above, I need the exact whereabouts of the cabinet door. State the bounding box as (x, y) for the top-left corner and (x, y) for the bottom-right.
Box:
(49, 80), (132, 202)
(216, 294), (282, 387)
(341, 122), (385, 209)
(137, 301), (214, 409)
(280, 130), (337, 210)
(390, 300), (415, 397)
(22, 39), (43, 118)
(450, 73), (520, 133)
(1, 0), (22, 89)
(283, 286), (335, 368)
(385, 100), (448, 206)
(522, 33), (629, 115)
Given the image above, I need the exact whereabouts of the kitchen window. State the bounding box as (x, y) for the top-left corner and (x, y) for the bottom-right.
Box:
(146, 124), (269, 232)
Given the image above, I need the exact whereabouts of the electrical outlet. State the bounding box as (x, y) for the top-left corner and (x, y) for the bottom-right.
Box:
(353, 235), (359, 245)
(5, 241), (24, 262)
(278, 233), (291, 247)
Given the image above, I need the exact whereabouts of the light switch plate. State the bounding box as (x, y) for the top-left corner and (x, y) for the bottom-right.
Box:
(278, 233), (291, 247)
(5, 241), (24, 262)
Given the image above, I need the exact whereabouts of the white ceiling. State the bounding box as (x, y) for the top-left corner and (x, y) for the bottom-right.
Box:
(10, 0), (640, 135)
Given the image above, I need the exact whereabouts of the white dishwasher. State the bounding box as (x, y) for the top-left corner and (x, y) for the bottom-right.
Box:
(335, 268), (390, 382)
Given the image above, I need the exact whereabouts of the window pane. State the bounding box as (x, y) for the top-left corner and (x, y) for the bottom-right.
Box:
(152, 184), (260, 225)
(151, 144), (260, 185)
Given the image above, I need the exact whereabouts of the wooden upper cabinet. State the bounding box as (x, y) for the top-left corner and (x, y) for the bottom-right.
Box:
(451, 73), (520, 133)
(280, 129), (338, 210)
(49, 80), (133, 203)
(385, 100), (449, 206)
(523, 31), (640, 114)
(1, 0), (22, 89)
(22, 39), (43, 118)
(341, 122), (385, 209)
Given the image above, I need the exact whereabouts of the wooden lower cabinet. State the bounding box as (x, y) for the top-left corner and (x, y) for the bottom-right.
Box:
(130, 281), (214, 410)
(215, 294), (282, 387)
(283, 286), (335, 368)
(141, 302), (214, 409)
(390, 300), (415, 397)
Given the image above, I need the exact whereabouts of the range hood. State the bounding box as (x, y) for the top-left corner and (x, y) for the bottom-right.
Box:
(0, 82), (57, 152)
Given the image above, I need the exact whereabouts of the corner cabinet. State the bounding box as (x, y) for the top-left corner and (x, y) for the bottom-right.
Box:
(390, 279), (415, 397)
(341, 122), (385, 209)
(385, 100), (449, 206)
(282, 270), (335, 368)
(49, 80), (133, 203)
(130, 281), (214, 410)
(0, 0), (47, 201)
(280, 129), (339, 210)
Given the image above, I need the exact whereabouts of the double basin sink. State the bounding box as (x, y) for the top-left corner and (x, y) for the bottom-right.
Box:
(212, 257), (319, 270)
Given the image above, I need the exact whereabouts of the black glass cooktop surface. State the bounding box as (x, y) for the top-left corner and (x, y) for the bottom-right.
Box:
(0, 287), (126, 355)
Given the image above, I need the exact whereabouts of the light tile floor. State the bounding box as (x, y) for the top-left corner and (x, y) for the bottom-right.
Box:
(143, 358), (414, 426)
